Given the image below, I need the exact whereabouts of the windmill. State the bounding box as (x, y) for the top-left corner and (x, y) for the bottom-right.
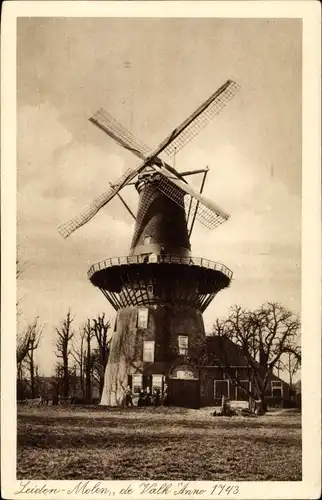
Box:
(58, 80), (240, 407)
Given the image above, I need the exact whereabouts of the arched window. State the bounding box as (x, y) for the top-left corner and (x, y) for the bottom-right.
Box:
(144, 235), (151, 245)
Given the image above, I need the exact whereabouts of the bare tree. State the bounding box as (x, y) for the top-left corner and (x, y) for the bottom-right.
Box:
(83, 319), (94, 403)
(53, 363), (63, 403)
(26, 323), (43, 398)
(17, 329), (33, 366)
(55, 310), (74, 398)
(71, 328), (86, 398)
(17, 318), (43, 369)
(16, 254), (24, 280)
(16, 249), (27, 320)
(281, 349), (301, 388)
(70, 314), (111, 402)
(91, 313), (111, 398)
(212, 302), (301, 410)
(69, 364), (78, 400)
(17, 317), (43, 399)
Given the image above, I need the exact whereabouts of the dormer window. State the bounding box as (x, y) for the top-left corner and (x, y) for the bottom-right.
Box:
(144, 235), (151, 245)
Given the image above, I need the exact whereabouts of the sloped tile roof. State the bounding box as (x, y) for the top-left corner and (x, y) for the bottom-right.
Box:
(205, 335), (247, 366)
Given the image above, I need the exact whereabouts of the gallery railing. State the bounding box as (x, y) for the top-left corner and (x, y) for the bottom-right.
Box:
(88, 254), (233, 280)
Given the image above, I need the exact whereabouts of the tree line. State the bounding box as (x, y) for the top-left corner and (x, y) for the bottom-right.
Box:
(16, 310), (111, 403)
(17, 255), (301, 408)
(16, 254), (111, 402)
(17, 301), (301, 409)
(209, 302), (301, 410)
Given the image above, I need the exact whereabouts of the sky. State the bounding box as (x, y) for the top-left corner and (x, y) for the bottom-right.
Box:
(17, 17), (302, 376)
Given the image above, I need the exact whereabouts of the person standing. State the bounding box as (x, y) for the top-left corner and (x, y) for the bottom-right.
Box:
(138, 388), (145, 407)
(153, 388), (161, 406)
(145, 387), (151, 406)
(162, 383), (169, 406)
(124, 386), (133, 407)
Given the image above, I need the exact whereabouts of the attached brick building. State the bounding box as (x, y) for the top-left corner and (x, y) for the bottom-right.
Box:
(114, 313), (295, 409)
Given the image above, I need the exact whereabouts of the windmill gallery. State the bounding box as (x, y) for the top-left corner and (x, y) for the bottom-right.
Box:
(58, 80), (242, 408)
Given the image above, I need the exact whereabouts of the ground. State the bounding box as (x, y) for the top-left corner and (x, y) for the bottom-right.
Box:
(17, 406), (301, 481)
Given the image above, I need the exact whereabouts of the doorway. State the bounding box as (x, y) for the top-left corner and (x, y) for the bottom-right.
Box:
(169, 378), (200, 409)
(168, 364), (200, 409)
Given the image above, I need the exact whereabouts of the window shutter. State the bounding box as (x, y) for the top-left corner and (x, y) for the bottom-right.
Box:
(127, 374), (132, 389)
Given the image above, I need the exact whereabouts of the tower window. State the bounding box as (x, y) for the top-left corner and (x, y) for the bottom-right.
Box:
(144, 235), (151, 245)
(137, 308), (149, 329)
(178, 335), (188, 356)
(143, 341), (155, 362)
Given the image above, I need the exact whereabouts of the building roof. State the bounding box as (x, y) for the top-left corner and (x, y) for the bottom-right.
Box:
(205, 335), (291, 388)
(205, 335), (247, 366)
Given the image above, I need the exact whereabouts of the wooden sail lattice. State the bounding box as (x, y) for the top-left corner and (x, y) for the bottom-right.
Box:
(57, 167), (135, 238)
(58, 80), (239, 238)
(163, 80), (240, 157)
(156, 171), (229, 230)
(90, 108), (151, 160)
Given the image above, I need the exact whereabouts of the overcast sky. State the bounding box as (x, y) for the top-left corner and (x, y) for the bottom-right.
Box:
(17, 17), (302, 376)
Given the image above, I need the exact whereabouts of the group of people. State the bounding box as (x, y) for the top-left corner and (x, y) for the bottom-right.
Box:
(124, 384), (169, 407)
(138, 387), (160, 407)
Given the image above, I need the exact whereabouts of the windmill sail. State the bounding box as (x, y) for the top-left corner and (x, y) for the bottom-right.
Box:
(58, 80), (238, 238)
(89, 108), (151, 161)
(152, 164), (230, 230)
(161, 80), (240, 156)
(58, 117), (184, 239)
(89, 110), (186, 181)
(89, 80), (240, 169)
(57, 167), (138, 238)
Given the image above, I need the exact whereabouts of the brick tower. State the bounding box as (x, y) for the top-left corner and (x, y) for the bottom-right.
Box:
(88, 172), (232, 407)
(58, 80), (239, 407)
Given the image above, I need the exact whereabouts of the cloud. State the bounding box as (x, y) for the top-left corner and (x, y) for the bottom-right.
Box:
(17, 99), (301, 376)
(183, 140), (301, 326)
(18, 102), (131, 223)
(17, 102), (136, 350)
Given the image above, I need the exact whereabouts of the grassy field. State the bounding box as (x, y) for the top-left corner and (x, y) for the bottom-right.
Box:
(17, 406), (301, 481)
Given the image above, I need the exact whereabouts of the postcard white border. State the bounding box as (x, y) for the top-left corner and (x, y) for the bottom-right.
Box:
(1, 2), (321, 499)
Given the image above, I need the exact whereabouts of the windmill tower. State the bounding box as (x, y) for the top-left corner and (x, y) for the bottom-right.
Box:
(58, 80), (240, 407)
